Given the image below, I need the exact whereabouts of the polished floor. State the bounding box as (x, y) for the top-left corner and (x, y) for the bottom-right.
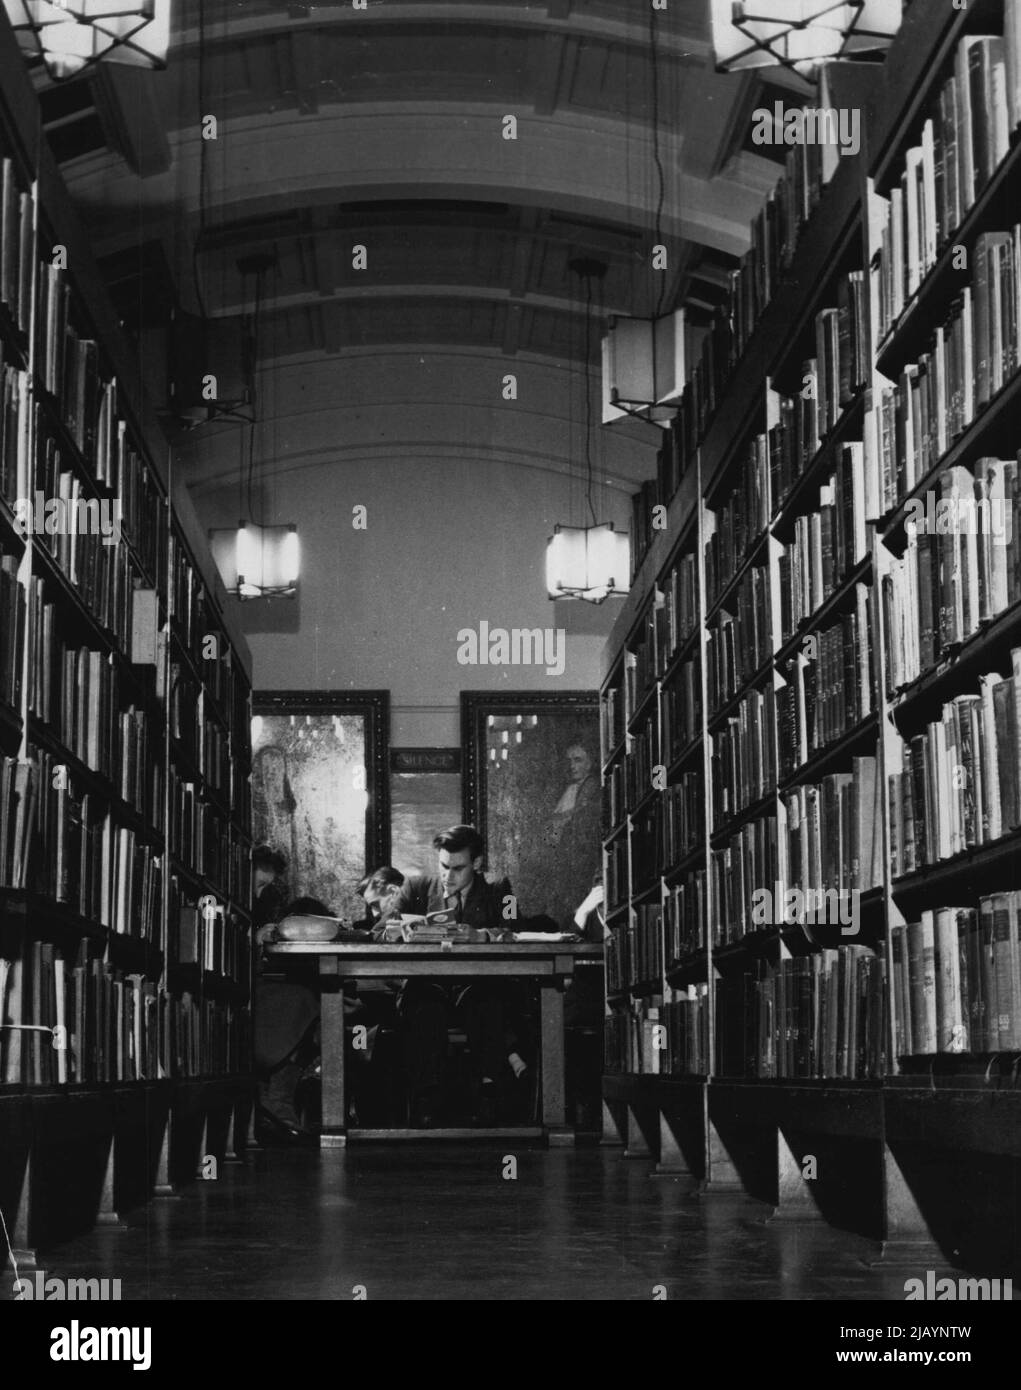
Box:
(19, 1141), (959, 1302)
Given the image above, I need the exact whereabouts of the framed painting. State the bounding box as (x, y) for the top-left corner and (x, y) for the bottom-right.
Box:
(461, 691), (601, 930)
(251, 691), (390, 923)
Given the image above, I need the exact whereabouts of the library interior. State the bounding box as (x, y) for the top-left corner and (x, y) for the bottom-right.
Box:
(1, 0), (1020, 1311)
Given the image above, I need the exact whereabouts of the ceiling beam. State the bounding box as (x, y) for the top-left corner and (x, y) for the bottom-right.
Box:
(169, 3), (711, 65)
(532, 31), (567, 117)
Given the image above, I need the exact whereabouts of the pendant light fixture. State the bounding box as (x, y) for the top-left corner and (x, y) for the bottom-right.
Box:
(545, 258), (629, 605)
(3, 0), (171, 81)
(208, 255), (300, 601)
(711, 0), (901, 84)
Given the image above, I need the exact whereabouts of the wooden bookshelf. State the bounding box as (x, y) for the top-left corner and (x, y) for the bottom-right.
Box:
(599, 0), (1021, 1271)
(0, 13), (255, 1263)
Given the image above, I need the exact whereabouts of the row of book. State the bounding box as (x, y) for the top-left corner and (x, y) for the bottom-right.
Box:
(777, 446), (869, 636)
(660, 987), (710, 1075)
(704, 433), (770, 604)
(168, 770), (231, 888)
(0, 360), (25, 507)
(0, 156), (33, 337)
(661, 654), (700, 765)
(29, 631), (120, 782)
(631, 772), (705, 888)
(61, 401), (167, 585)
(0, 550), (23, 711)
(875, 230), (1020, 506)
(604, 834), (628, 914)
(0, 946), (252, 1085)
(29, 467), (136, 647)
(706, 562), (771, 713)
(776, 603), (875, 777)
(33, 745), (163, 930)
(604, 1003), (674, 1075)
(716, 948), (885, 1080)
(665, 868), (706, 966)
(204, 644), (252, 747)
(0, 754), (34, 887)
(623, 709), (657, 812)
(605, 901), (664, 993)
(887, 672), (1021, 874)
(711, 682), (777, 829)
(169, 532), (216, 668)
(891, 896), (1021, 1056)
(728, 124), (843, 369)
(873, 29), (1020, 344)
(630, 476), (663, 581)
(654, 551), (699, 677)
(602, 683), (626, 760)
(784, 759), (885, 904)
(881, 460), (1021, 693)
(172, 905), (251, 986)
(710, 813), (779, 947)
(604, 761), (627, 833)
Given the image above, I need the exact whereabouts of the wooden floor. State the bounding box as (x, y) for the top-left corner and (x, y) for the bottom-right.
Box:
(14, 1141), (963, 1302)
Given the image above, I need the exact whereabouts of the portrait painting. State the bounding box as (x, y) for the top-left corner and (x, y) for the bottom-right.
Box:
(251, 692), (390, 923)
(461, 692), (601, 930)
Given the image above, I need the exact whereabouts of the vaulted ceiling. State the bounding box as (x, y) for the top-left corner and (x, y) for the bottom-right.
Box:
(24, 0), (803, 490)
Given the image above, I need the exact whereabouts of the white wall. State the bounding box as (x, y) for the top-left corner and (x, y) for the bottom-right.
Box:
(182, 347), (659, 745)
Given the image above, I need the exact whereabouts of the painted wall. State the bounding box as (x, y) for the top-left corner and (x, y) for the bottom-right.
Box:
(181, 348), (659, 747)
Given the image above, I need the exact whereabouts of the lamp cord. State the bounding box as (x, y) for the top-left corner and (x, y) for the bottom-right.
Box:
(583, 273), (597, 527)
(648, 4), (667, 319)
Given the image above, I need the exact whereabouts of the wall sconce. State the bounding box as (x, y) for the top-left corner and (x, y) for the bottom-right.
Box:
(3, 0), (171, 80)
(209, 521), (300, 601)
(711, 0), (900, 84)
(545, 523), (630, 604)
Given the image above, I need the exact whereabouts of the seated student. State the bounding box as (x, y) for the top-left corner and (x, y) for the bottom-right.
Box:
(394, 823), (533, 1125)
(253, 893), (332, 1144)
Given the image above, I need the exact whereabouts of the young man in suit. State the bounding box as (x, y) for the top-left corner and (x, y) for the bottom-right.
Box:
(394, 823), (526, 1124)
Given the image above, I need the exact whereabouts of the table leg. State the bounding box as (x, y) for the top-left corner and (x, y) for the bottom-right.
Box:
(319, 982), (347, 1148)
(539, 982), (573, 1146)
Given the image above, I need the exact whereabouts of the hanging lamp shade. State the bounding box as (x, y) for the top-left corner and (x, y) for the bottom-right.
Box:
(711, 0), (901, 80)
(546, 523), (629, 604)
(3, 0), (171, 80)
(209, 522), (300, 601)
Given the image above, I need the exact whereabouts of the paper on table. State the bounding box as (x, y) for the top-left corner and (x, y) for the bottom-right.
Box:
(513, 932), (580, 942)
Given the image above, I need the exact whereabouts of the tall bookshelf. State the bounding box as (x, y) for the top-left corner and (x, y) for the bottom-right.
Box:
(602, 0), (1021, 1274)
(0, 18), (254, 1266)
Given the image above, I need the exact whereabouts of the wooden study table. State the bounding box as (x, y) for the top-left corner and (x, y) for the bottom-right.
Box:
(266, 939), (603, 1146)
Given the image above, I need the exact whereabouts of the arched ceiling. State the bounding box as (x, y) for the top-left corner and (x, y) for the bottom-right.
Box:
(25, 0), (803, 489)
